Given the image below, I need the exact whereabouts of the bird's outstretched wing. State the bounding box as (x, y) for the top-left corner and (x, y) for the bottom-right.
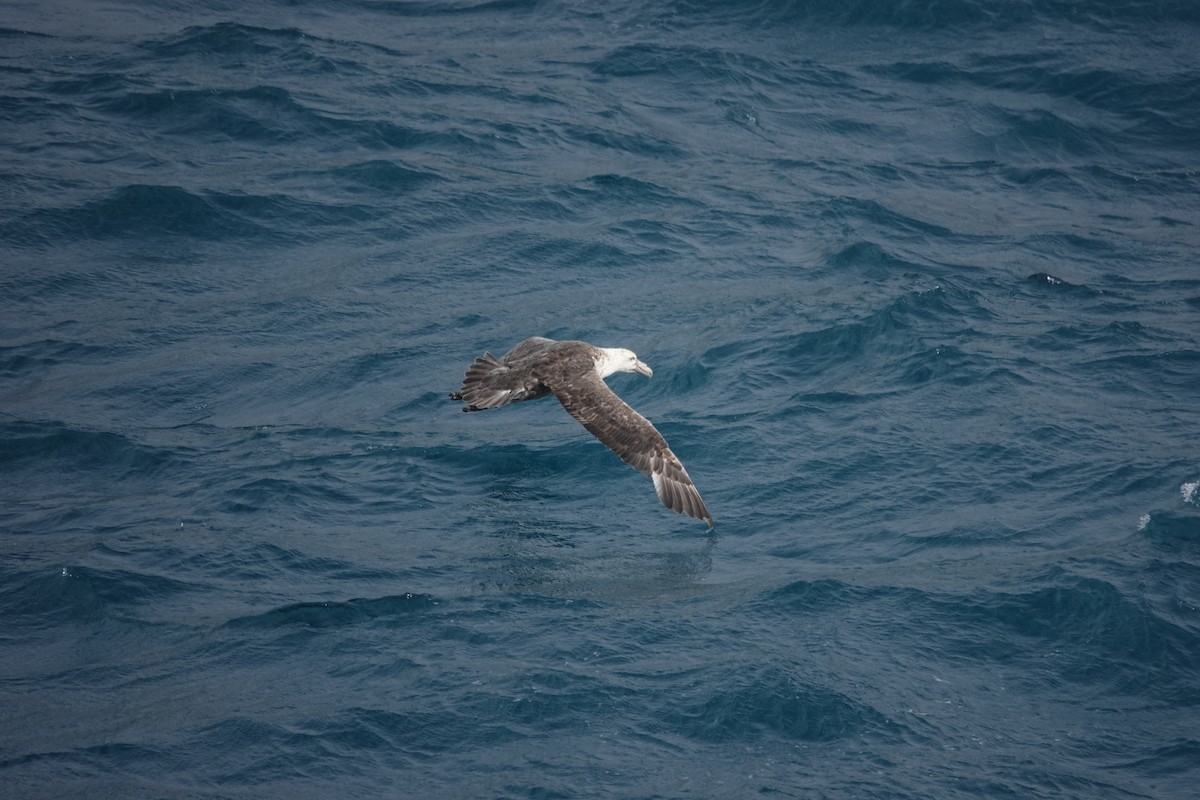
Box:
(552, 374), (712, 527)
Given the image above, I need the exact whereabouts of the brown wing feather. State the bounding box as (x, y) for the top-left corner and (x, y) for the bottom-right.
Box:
(551, 374), (713, 527)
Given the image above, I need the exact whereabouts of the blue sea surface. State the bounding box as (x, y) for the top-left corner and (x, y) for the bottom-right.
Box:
(2, 1), (1199, 797)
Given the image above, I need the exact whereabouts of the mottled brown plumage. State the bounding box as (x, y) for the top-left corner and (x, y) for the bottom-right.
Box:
(451, 337), (712, 527)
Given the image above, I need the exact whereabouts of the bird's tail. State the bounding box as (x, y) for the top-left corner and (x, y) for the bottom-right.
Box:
(450, 352), (545, 411)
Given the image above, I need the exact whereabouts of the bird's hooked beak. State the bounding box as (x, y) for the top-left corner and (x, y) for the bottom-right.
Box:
(634, 359), (653, 378)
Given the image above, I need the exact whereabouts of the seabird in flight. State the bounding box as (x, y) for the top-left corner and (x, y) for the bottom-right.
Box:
(450, 337), (713, 527)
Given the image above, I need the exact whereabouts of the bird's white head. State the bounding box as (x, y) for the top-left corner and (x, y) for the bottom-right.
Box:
(596, 347), (653, 379)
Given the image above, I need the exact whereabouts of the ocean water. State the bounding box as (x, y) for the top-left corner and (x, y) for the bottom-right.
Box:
(2, 0), (1199, 797)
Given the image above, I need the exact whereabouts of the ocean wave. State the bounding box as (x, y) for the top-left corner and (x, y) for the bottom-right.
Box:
(661, 663), (887, 743)
(0, 419), (185, 478)
(0, 564), (193, 624)
(223, 592), (439, 630)
(652, 0), (1200, 31)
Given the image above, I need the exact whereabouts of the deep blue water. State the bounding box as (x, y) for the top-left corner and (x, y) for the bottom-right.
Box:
(3, 1), (1199, 797)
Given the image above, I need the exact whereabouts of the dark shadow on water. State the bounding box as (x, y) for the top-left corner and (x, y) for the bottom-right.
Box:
(479, 522), (720, 602)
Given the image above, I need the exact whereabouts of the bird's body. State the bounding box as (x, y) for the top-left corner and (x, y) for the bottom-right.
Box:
(451, 337), (713, 527)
